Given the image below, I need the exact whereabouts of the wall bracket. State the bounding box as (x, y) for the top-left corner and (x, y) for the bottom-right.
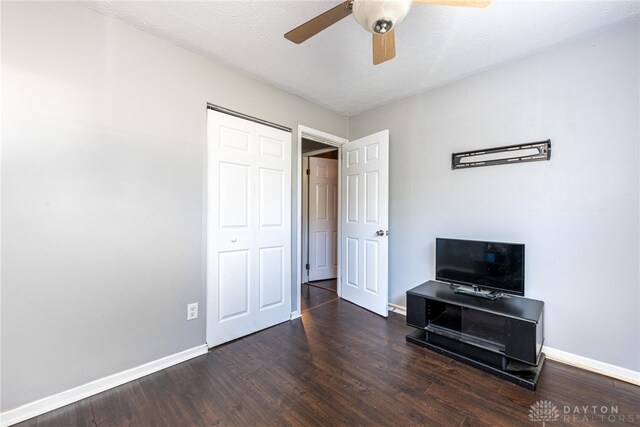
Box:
(452, 140), (551, 170)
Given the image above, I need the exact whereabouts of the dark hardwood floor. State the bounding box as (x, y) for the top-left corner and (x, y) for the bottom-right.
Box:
(306, 279), (337, 293)
(16, 299), (639, 426)
(301, 280), (338, 312)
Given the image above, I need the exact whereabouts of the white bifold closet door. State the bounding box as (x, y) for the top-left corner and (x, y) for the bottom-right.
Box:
(206, 110), (291, 347)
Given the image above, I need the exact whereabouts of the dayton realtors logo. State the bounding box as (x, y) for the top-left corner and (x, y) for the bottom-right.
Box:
(529, 400), (560, 426)
(529, 400), (640, 424)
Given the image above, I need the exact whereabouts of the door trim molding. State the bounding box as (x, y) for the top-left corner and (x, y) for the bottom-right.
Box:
(302, 147), (339, 157)
(296, 126), (348, 316)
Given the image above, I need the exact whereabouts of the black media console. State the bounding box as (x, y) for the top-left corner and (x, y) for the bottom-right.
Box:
(406, 281), (545, 390)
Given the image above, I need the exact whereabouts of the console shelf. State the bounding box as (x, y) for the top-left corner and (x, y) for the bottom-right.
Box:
(406, 281), (545, 390)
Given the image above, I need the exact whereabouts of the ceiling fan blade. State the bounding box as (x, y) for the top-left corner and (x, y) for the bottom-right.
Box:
(412, 0), (491, 7)
(284, 1), (353, 44)
(373, 30), (396, 65)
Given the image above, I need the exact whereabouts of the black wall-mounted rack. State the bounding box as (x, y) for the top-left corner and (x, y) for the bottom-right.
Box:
(452, 140), (551, 170)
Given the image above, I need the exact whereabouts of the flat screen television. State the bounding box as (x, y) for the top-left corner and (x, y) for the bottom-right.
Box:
(435, 238), (525, 296)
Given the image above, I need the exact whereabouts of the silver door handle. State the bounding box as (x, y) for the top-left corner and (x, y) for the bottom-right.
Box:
(231, 238), (237, 243)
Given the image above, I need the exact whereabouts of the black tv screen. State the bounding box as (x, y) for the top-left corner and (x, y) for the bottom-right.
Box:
(435, 238), (525, 296)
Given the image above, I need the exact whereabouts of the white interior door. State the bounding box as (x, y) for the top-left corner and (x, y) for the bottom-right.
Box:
(308, 157), (338, 281)
(340, 130), (389, 317)
(301, 156), (309, 283)
(207, 110), (291, 347)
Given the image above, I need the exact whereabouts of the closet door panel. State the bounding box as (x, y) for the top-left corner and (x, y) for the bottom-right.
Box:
(207, 110), (291, 346)
(254, 125), (291, 330)
(207, 113), (256, 346)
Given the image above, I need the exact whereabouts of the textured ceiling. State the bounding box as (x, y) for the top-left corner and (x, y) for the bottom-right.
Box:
(85, 0), (639, 116)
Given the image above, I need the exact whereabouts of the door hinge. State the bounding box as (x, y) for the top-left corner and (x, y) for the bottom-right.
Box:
(305, 263), (310, 270)
(306, 169), (310, 176)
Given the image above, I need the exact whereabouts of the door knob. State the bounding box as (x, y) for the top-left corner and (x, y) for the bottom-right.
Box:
(376, 230), (385, 236)
(231, 238), (238, 243)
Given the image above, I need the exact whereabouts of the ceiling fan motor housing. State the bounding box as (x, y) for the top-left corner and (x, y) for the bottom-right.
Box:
(352, 0), (412, 34)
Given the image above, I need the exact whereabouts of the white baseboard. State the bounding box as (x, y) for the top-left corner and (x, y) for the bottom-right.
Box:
(388, 302), (640, 386)
(388, 303), (406, 316)
(0, 344), (208, 427)
(542, 345), (640, 386)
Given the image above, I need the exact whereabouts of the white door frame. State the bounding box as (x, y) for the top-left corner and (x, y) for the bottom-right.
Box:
(294, 125), (348, 319)
(304, 147), (339, 157)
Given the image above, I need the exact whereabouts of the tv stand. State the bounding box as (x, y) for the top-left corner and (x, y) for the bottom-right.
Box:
(406, 280), (545, 390)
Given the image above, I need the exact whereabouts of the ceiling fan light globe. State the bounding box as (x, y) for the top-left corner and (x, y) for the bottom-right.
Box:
(352, 0), (412, 34)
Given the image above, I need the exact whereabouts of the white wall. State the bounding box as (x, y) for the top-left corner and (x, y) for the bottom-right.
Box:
(349, 20), (639, 372)
(1, 2), (348, 412)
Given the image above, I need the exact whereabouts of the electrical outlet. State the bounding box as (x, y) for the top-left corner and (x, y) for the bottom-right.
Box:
(187, 303), (198, 320)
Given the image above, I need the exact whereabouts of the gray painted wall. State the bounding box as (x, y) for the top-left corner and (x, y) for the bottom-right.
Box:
(1, 2), (348, 411)
(349, 20), (640, 372)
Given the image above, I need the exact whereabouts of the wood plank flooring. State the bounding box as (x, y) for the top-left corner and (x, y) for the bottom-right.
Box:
(305, 279), (337, 292)
(16, 298), (640, 426)
(301, 280), (338, 312)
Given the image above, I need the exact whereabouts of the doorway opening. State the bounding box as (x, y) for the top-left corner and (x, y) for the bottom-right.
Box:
(295, 126), (347, 317)
(301, 139), (340, 312)
(295, 126), (389, 318)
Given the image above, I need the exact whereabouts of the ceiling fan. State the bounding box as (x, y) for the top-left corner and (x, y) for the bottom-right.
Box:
(284, 0), (491, 65)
